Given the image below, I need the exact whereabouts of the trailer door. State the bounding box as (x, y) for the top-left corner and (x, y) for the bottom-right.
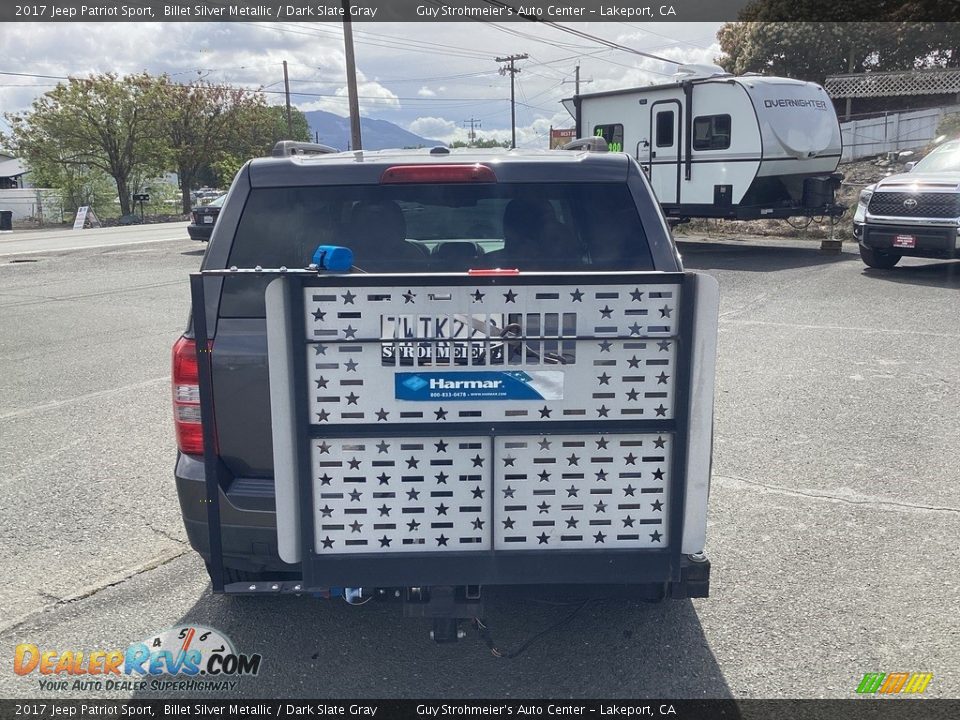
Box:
(648, 100), (682, 204)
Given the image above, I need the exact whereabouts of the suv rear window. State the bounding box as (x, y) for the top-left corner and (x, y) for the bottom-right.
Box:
(221, 182), (653, 317)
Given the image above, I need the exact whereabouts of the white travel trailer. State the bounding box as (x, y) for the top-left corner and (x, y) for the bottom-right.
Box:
(564, 68), (845, 220)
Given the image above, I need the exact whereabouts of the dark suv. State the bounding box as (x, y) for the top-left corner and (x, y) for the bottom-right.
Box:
(173, 144), (716, 631)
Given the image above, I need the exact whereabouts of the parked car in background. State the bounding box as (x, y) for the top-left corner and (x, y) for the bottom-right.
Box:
(187, 194), (225, 242)
(853, 139), (960, 268)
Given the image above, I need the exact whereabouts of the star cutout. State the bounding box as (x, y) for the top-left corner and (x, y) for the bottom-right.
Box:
(594, 500), (607, 513)
(657, 339), (671, 352)
(655, 404), (667, 417)
(624, 484), (636, 496)
(624, 452), (637, 465)
(623, 516), (635, 528)
(659, 305), (672, 318)
(472, 454), (484, 467)
(502, 486), (516, 499)
(348, 489), (361, 502)
(316, 409), (330, 422)
(566, 485), (579, 497)
(537, 532), (550, 545)
(406, 488), (420, 500)
(403, 289), (416, 304)
(656, 372), (669, 385)
(567, 453), (580, 466)
(570, 288), (584, 302)
(321, 536), (334, 549)
(407, 519), (421, 531)
(627, 355), (641, 368)
(597, 372), (611, 385)
(406, 456), (419, 469)
(347, 457), (361, 470)
(538, 438), (552, 451)
(598, 340), (612, 352)
(435, 471), (449, 484)
(628, 322), (642, 336)
(471, 289), (485, 302)
(320, 505), (333, 518)
(376, 440), (390, 454)
(503, 455), (516, 467)
(502, 517), (516, 529)
(538, 470), (551, 483)
(435, 439), (448, 452)
(596, 437), (609, 450)
(472, 517), (485, 531)
(503, 289), (517, 303)
(435, 503), (449, 515)
(630, 288), (644, 302)
(344, 359), (358, 372)
(319, 473), (332, 486)
(318, 441), (331, 454)
(651, 499), (664, 511)
(650, 531), (663, 542)
(341, 290), (356, 304)
(312, 308), (326, 321)
(377, 472), (390, 485)
(600, 305), (613, 318)
(375, 408), (389, 421)
(595, 469), (608, 482)
(626, 388), (640, 401)
(349, 520), (363, 533)
(342, 325), (358, 340)
(594, 531), (607, 543)
(315, 377), (329, 389)
(434, 407), (448, 420)
(346, 391), (359, 405)
(653, 436), (666, 449)
(597, 405), (610, 418)
(652, 468), (665, 481)
(378, 504), (390, 517)
(539, 406), (552, 418)
(565, 516), (578, 528)
(437, 534), (449, 546)
(314, 344), (328, 356)
(537, 501), (551, 514)
(471, 486), (484, 499)
(379, 535), (391, 547)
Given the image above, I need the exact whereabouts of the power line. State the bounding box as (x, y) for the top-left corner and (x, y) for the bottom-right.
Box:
(496, 53), (528, 149)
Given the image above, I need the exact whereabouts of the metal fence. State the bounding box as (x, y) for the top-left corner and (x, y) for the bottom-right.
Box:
(840, 105), (959, 162)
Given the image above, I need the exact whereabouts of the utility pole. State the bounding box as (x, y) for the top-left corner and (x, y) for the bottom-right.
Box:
(496, 53), (528, 149)
(282, 60), (293, 137)
(462, 118), (482, 145)
(342, 0), (363, 150)
(562, 64), (592, 97)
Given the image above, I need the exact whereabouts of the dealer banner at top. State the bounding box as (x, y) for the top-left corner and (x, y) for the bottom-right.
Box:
(3, 0), (955, 23)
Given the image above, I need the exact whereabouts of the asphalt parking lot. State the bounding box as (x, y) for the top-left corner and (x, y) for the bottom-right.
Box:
(0, 227), (958, 699)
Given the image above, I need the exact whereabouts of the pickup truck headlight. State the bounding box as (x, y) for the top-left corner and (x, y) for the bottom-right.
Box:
(858, 188), (874, 207)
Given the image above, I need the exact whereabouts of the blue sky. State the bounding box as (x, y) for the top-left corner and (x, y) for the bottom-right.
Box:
(1, 21), (722, 147)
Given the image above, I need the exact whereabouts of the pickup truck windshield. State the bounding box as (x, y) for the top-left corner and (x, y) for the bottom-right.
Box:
(222, 182), (653, 317)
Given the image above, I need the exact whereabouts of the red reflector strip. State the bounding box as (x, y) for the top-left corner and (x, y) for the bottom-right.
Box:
(468, 268), (520, 275)
(380, 164), (497, 184)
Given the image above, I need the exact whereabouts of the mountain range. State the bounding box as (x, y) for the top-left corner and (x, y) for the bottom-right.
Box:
(304, 110), (446, 151)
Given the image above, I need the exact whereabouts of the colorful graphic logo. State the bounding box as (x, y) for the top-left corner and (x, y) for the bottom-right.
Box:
(14, 626), (261, 692)
(395, 370), (564, 402)
(856, 672), (933, 695)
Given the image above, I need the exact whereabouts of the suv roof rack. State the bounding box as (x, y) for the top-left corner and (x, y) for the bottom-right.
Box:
(561, 137), (609, 152)
(272, 141), (339, 157)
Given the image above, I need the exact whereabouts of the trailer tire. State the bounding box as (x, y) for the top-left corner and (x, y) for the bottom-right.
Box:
(859, 244), (900, 269)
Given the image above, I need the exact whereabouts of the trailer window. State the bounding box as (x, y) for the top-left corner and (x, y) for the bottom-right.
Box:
(592, 124), (624, 152)
(693, 114), (731, 151)
(655, 111), (674, 148)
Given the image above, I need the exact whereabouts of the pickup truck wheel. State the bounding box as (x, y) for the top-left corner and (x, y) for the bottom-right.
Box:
(859, 244), (901, 269)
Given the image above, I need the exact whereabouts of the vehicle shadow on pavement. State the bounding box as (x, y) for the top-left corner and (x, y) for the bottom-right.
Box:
(676, 240), (856, 273)
(132, 587), (734, 699)
(181, 249), (206, 256)
(860, 259), (960, 288)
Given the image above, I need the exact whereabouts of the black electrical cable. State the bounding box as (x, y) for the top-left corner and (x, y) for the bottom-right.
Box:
(472, 598), (592, 658)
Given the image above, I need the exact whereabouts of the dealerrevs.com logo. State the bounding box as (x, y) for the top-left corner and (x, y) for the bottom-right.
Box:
(14, 625), (261, 692)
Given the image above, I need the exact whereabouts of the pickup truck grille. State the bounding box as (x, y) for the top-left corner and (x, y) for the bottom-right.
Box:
(868, 192), (960, 218)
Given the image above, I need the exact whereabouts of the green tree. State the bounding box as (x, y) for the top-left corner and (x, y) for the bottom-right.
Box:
(450, 136), (510, 149)
(3, 73), (168, 216)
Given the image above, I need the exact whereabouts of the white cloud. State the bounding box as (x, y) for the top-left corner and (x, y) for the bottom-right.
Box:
(408, 117), (459, 142)
(417, 86), (436, 97)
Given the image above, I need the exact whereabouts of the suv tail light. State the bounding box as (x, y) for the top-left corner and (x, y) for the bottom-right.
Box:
(172, 336), (209, 455)
(190, 212), (197, 225)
